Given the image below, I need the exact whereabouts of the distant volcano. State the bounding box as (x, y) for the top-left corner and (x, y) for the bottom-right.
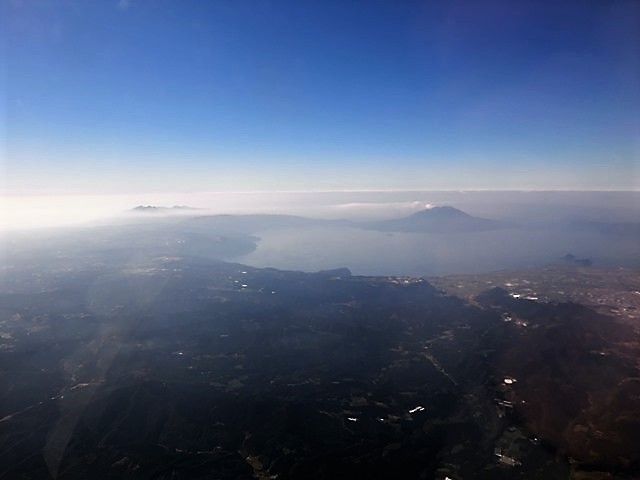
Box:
(362, 206), (508, 233)
(131, 205), (198, 213)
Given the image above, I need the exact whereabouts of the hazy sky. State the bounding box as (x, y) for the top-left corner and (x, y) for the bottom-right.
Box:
(2, 0), (639, 193)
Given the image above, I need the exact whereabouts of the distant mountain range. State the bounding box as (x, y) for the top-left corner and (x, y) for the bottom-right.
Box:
(185, 214), (350, 234)
(129, 205), (510, 234)
(132, 205), (199, 212)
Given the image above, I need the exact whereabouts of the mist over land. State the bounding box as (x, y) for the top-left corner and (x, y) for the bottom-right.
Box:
(3, 190), (638, 277)
(3, 190), (640, 231)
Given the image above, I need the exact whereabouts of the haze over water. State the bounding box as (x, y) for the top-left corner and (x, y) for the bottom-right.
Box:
(2, 190), (639, 230)
(3, 190), (638, 277)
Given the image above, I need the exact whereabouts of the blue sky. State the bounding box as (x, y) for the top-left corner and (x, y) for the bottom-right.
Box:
(2, 0), (639, 193)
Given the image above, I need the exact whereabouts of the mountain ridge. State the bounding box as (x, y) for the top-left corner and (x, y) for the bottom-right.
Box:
(362, 206), (509, 233)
